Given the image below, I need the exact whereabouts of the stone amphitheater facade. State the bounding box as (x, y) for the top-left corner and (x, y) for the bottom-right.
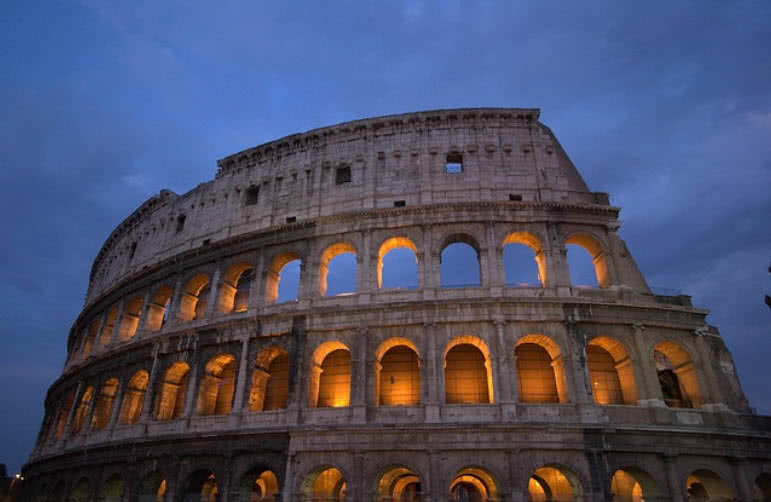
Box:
(23, 108), (771, 502)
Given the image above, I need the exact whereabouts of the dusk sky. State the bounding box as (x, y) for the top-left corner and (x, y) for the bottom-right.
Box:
(2, 2), (770, 475)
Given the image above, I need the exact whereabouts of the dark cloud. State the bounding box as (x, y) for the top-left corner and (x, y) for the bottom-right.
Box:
(1, 1), (769, 475)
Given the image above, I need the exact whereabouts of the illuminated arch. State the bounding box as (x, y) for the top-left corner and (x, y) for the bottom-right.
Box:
(154, 361), (190, 420)
(91, 377), (119, 430)
(119, 296), (144, 341)
(179, 273), (210, 321)
(377, 237), (418, 289)
(375, 338), (421, 406)
(219, 261), (254, 313)
(145, 285), (173, 331)
(97, 305), (119, 351)
(440, 233), (482, 288)
(653, 341), (703, 408)
(80, 318), (101, 359)
(184, 470), (218, 502)
(610, 467), (662, 502)
(70, 386), (94, 435)
(375, 465), (423, 501)
(319, 242), (357, 296)
(249, 346), (290, 412)
(449, 466), (498, 501)
(309, 341), (351, 408)
(118, 369), (149, 424)
(197, 353), (237, 415)
(565, 232), (610, 288)
(137, 471), (167, 502)
(239, 467), (280, 501)
(444, 335), (493, 404)
(587, 337), (638, 405)
(686, 469), (734, 500)
(53, 390), (75, 439)
(503, 231), (547, 287)
(528, 465), (584, 501)
(515, 334), (569, 404)
(265, 252), (301, 304)
(301, 466), (347, 502)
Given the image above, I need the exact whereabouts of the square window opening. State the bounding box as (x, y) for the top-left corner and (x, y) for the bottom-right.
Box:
(286, 216), (297, 223)
(176, 215), (186, 233)
(394, 200), (406, 207)
(509, 193), (523, 201)
(445, 153), (463, 174)
(245, 186), (259, 206)
(335, 166), (352, 185)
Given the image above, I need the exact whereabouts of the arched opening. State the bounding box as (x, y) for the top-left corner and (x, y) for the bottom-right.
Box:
(686, 469), (734, 501)
(319, 243), (357, 296)
(184, 470), (218, 502)
(309, 342), (351, 408)
(145, 285), (173, 331)
(239, 468), (280, 501)
(654, 341), (702, 408)
(445, 337), (493, 404)
(376, 465), (423, 501)
(528, 465), (583, 501)
(137, 471), (167, 502)
(51, 480), (66, 502)
(119, 296), (144, 341)
(69, 477), (90, 502)
(754, 473), (771, 502)
(440, 236), (481, 288)
(377, 237), (419, 289)
(565, 233), (609, 288)
(302, 467), (347, 502)
(375, 339), (421, 406)
(249, 347), (290, 412)
(154, 361), (190, 420)
(81, 318), (101, 359)
(503, 232), (546, 287)
(610, 468), (661, 502)
(98, 473), (124, 502)
(91, 377), (119, 430)
(97, 306), (119, 350)
(449, 467), (498, 502)
(219, 262), (254, 313)
(516, 335), (568, 404)
(118, 370), (149, 424)
(70, 386), (94, 435)
(265, 253), (301, 304)
(179, 274), (210, 322)
(587, 337), (638, 405)
(53, 390), (75, 439)
(197, 353), (237, 415)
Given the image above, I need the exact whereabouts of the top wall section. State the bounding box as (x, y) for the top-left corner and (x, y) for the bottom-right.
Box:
(86, 108), (598, 304)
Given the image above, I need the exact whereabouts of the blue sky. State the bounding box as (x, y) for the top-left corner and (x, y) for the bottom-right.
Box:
(1, 1), (770, 475)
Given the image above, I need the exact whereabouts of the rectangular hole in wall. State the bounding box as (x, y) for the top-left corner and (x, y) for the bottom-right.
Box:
(446, 152), (463, 174)
(394, 200), (406, 207)
(245, 186), (259, 206)
(286, 216), (296, 223)
(335, 165), (352, 185)
(509, 193), (522, 201)
(176, 215), (186, 233)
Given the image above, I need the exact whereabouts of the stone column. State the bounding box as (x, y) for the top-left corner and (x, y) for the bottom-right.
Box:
(107, 376), (128, 434)
(248, 252), (265, 310)
(351, 328), (368, 423)
(486, 223), (505, 289)
(167, 279), (184, 326)
(92, 312), (108, 353)
(663, 455), (685, 502)
(357, 231), (372, 298)
(729, 457), (753, 502)
(421, 225), (438, 299)
(543, 223), (571, 290)
(632, 324), (665, 406)
(183, 348), (201, 419)
(693, 329), (727, 410)
(61, 381), (84, 440)
(109, 299), (127, 345)
(229, 336), (252, 425)
(136, 290), (153, 334)
(424, 323), (441, 423)
(139, 344), (161, 424)
(203, 265), (222, 318)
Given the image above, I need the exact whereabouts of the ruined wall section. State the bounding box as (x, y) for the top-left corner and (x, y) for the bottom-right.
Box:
(87, 108), (611, 305)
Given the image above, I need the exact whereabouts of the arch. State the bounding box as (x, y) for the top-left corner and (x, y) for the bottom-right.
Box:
(238, 467), (280, 501)
(754, 472), (771, 501)
(98, 473), (124, 502)
(375, 339), (421, 406)
(219, 262), (254, 313)
(308, 341), (351, 408)
(197, 353), (237, 415)
(91, 377), (120, 430)
(587, 337), (638, 405)
(177, 273), (210, 322)
(118, 369), (149, 424)
(119, 296), (144, 341)
(375, 465), (423, 501)
(528, 465), (583, 501)
(444, 336), (493, 404)
(53, 390), (75, 439)
(686, 469), (734, 501)
(503, 231), (546, 287)
(610, 467), (662, 502)
(516, 335), (568, 404)
(71, 386), (94, 435)
(565, 232), (609, 288)
(440, 234), (481, 288)
(265, 252), (301, 304)
(137, 471), (167, 502)
(449, 466), (498, 502)
(81, 318), (101, 359)
(319, 242), (357, 296)
(249, 347), (290, 412)
(145, 284), (173, 331)
(377, 237), (419, 289)
(154, 361), (190, 420)
(97, 305), (119, 350)
(654, 341), (703, 408)
(69, 477), (90, 502)
(51, 480), (66, 502)
(301, 466), (347, 502)
(184, 469), (218, 502)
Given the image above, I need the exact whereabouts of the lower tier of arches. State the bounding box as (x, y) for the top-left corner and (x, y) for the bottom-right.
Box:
(22, 427), (771, 502)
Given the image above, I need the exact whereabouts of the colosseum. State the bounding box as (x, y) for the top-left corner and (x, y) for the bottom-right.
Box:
(23, 108), (771, 501)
